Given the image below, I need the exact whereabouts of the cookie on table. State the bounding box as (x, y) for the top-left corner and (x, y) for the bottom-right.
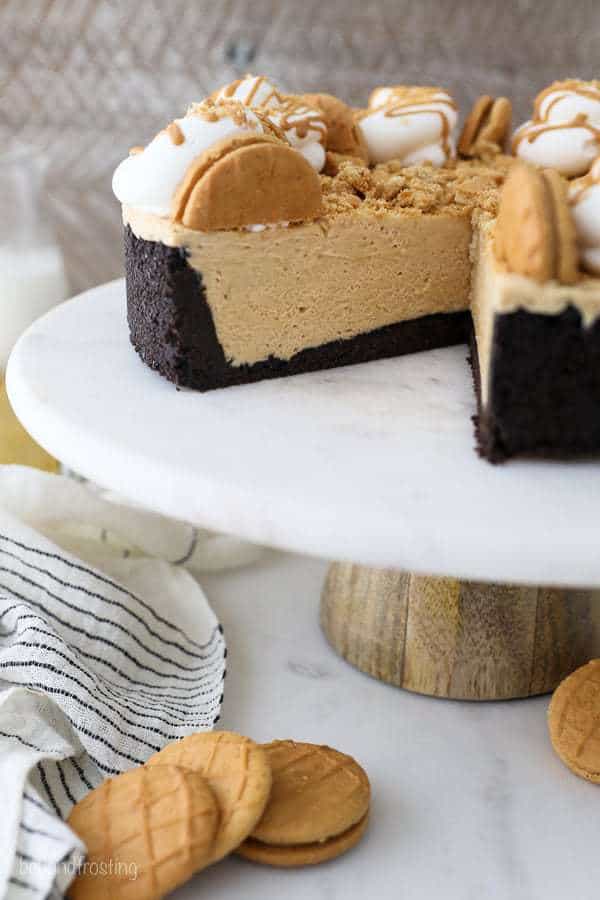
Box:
(145, 731), (272, 862)
(548, 659), (600, 783)
(67, 764), (219, 900)
(237, 739), (370, 867)
(238, 814), (369, 867)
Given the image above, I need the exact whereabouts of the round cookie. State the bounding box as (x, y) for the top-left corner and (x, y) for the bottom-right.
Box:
(171, 131), (322, 231)
(67, 765), (219, 900)
(458, 95), (511, 158)
(495, 161), (579, 284)
(495, 162), (554, 282)
(458, 95), (494, 156)
(146, 732), (272, 861)
(548, 659), (600, 783)
(251, 740), (370, 846)
(237, 814), (369, 868)
(300, 92), (369, 162)
(543, 167), (579, 285)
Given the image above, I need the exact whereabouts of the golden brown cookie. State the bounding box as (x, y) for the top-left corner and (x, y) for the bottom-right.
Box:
(543, 167), (580, 284)
(172, 132), (322, 231)
(548, 659), (600, 783)
(251, 740), (370, 846)
(237, 814), (369, 868)
(301, 93), (369, 163)
(458, 95), (512, 158)
(67, 765), (219, 900)
(495, 161), (579, 284)
(146, 732), (272, 861)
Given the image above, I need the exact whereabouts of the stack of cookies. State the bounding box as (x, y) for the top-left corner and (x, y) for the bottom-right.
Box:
(67, 732), (370, 899)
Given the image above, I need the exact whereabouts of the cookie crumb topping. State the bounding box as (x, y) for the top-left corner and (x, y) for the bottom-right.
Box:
(320, 157), (510, 218)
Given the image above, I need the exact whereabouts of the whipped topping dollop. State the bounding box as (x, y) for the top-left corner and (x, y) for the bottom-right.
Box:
(569, 156), (600, 275)
(112, 103), (278, 216)
(357, 85), (458, 166)
(213, 75), (327, 172)
(513, 80), (600, 177)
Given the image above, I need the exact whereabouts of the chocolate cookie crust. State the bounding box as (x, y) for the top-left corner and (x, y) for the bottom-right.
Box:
(125, 226), (469, 392)
(472, 308), (600, 462)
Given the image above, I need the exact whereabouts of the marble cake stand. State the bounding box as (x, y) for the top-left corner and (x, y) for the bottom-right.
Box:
(7, 280), (600, 700)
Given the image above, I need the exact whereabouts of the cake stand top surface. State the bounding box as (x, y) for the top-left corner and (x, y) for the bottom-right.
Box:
(7, 278), (600, 586)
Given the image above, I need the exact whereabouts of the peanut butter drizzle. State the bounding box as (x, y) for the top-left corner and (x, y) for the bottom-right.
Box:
(156, 121), (185, 145)
(512, 114), (600, 155)
(129, 145), (144, 155)
(513, 81), (600, 155)
(533, 80), (600, 121)
(217, 78), (326, 143)
(358, 87), (457, 157)
(568, 161), (600, 204)
(275, 96), (327, 143)
(221, 74), (281, 108)
(166, 122), (185, 145)
(250, 107), (287, 142)
(188, 98), (286, 141)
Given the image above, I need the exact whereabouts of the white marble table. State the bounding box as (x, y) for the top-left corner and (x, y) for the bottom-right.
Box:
(180, 550), (599, 900)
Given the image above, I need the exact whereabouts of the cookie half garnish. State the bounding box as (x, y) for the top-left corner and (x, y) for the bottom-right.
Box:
(458, 94), (512, 159)
(494, 161), (579, 283)
(171, 128), (322, 231)
(301, 92), (369, 163)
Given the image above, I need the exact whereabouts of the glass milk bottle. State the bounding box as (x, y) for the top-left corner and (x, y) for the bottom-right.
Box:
(0, 147), (68, 370)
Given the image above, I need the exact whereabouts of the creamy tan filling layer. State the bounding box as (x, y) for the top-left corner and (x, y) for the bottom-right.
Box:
(125, 207), (472, 366)
(469, 217), (499, 407)
(124, 206), (600, 382)
(470, 214), (600, 406)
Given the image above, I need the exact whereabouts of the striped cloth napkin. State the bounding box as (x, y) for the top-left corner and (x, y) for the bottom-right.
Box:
(0, 465), (261, 900)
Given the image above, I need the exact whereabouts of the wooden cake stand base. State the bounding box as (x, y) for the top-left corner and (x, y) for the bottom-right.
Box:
(321, 563), (600, 700)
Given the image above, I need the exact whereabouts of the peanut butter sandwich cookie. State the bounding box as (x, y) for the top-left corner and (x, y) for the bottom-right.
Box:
(495, 161), (579, 284)
(238, 815), (369, 868)
(458, 94), (512, 158)
(146, 731), (272, 862)
(548, 659), (600, 783)
(237, 740), (370, 867)
(67, 765), (220, 900)
(301, 92), (369, 163)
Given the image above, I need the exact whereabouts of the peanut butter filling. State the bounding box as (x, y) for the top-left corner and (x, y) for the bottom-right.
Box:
(124, 153), (600, 383)
(471, 213), (600, 405)
(125, 206), (472, 366)
(124, 158), (511, 368)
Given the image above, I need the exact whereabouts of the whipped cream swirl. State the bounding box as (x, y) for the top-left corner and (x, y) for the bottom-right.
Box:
(357, 85), (458, 166)
(513, 80), (600, 177)
(213, 75), (327, 171)
(569, 156), (600, 275)
(112, 103), (276, 216)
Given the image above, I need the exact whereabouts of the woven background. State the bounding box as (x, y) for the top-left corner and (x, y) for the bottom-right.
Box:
(1, 0), (599, 292)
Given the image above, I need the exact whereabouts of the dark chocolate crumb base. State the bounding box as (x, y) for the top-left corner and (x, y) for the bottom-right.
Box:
(470, 309), (600, 463)
(125, 225), (470, 392)
(469, 328), (505, 463)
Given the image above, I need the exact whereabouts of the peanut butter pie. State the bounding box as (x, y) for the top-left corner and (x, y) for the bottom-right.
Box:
(113, 76), (600, 461)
